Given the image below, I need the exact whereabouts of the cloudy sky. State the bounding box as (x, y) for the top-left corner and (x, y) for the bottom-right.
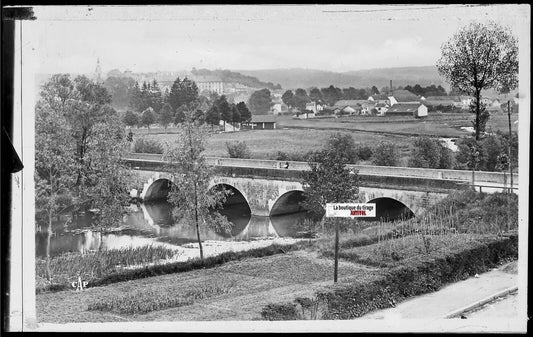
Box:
(22, 4), (530, 74)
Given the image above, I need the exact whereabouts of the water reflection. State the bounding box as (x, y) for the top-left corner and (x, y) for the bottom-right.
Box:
(35, 200), (321, 258)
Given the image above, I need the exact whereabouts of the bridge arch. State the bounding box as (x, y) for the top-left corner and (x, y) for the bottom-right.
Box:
(366, 197), (415, 222)
(269, 190), (307, 216)
(209, 183), (251, 214)
(143, 178), (174, 202)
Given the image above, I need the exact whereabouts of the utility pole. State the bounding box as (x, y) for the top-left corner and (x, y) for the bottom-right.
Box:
(334, 220), (339, 283)
(507, 100), (514, 194)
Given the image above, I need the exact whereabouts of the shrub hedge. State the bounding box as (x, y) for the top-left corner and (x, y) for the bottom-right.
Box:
(260, 234), (517, 320)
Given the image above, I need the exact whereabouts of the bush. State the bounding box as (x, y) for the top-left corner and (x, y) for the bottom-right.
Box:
(273, 150), (312, 162)
(421, 190), (518, 234)
(408, 137), (453, 169)
(133, 138), (164, 154)
(356, 146), (373, 161)
(261, 303), (300, 320)
(454, 137), (488, 170)
(226, 141), (251, 159)
(262, 234), (517, 320)
(325, 133), (358, 164)
(372, 141), (399, 166)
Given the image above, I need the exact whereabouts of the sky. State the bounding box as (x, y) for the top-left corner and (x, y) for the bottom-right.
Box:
(21, 4), (530, 75)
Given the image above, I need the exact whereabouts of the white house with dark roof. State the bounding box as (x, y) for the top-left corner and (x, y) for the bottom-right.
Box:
(385, 103), (428, 118)
(368, 94), (390, 105)
(332, 99), (375, 115)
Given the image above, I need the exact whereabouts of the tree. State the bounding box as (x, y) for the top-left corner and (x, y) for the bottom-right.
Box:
(149, 79), (163, 113)
(35, 97), (76, 280)
(373, 141), (399, 166)
(301, 147), (360, 217)
(102, 76), (137, 110)
(248, 88), (272, 115)
(408, 137), (442, 169)
(293, 88), (310, 111)
(129, 82), (143, 112)
(158, 103), (173, 130)
(437, 21), (518, 140)
(370, 86), (380, 95)
(407, 137), (454, 169)
(321, 85), (342, 106)
(231, 104), (241, 128)
(174, 104), (187, 125)
(168, 77), (199, 111)
(236, 101), (251, 125)
(205, 105), (220, 131)
(342, 87), (358, 100)
(325, 133), (358, 164)
(36, 74), (131, 233)
(62, 75), (114, 189)
(281, 90), (295, 109)
(454, 137), (487, 171)
(216, 95), (232, 129)
(141, 107), (155, 129)
(309, 87), (323, 102)
(164, 109), (232, 262)
(122, 110), (139, 128)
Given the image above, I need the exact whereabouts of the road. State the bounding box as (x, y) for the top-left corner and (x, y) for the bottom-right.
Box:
(462, 293), (518, 319)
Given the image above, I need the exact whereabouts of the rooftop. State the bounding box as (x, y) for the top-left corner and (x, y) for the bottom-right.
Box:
(250, 115), (278, 123)
(333, 99), (370, 108)
(390, 89), (420, 102)
(386, 103), (423, 113)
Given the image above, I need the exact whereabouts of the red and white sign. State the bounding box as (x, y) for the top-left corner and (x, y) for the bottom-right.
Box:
(325, 203), (376, 218)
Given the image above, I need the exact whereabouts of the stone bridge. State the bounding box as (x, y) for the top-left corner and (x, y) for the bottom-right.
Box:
(128, 155), (516, 219)
(135, 170), (449, 218)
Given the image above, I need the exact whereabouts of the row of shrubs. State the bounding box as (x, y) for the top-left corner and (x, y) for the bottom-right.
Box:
(261, 233), (518, 320)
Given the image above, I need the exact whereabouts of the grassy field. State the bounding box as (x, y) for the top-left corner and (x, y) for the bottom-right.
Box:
(277, 112), (518, 137)
(137, 127), (414, 164)
(132, 112), (518, 165)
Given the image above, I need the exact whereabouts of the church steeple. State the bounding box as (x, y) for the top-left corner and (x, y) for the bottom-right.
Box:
(94, 57), (102, 83)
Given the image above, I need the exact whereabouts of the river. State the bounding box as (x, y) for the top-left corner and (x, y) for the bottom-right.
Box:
(35, 201), (321, 258)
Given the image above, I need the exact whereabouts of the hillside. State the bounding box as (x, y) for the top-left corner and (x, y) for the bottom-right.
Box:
(237, 66), (449, 90)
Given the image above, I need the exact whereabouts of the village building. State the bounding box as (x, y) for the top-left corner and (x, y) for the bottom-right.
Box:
(385, 103), (428, 118)
(332, 99), (375, 115)
(297, 110), (316, 119)
(244, 115), (278, 130)
(374, 102), (390, 115)
(305, 101), (326, 113)
(367, 94), (390, 105)
(271, 101), (289, 115)
(388, 89), (421, 106)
